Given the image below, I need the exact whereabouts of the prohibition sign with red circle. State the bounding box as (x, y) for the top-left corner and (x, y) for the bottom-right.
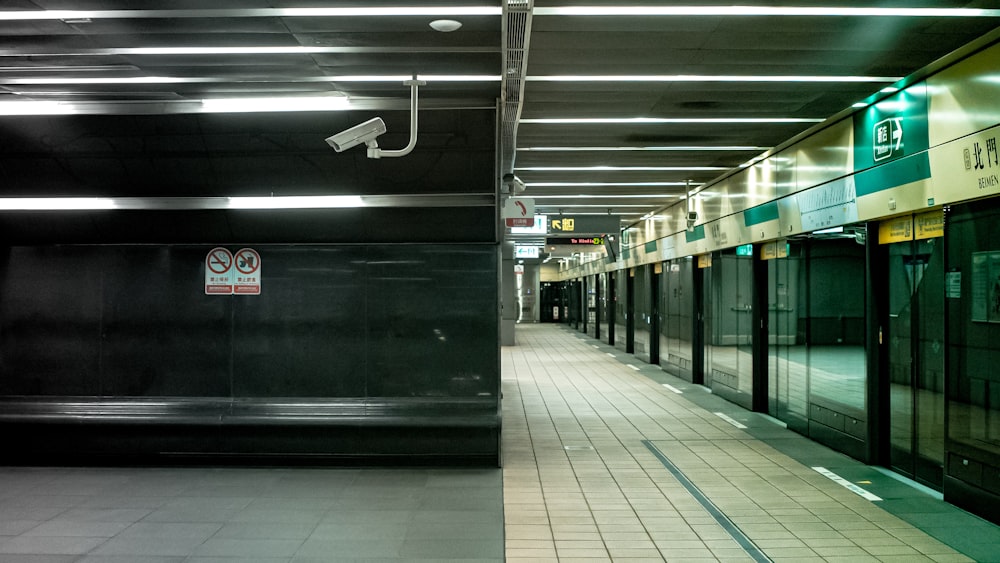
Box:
(235, 249), (261, 275)
(206, 247), (233, 274)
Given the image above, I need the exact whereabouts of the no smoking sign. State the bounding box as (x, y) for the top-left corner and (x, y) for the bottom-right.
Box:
(204, 247), (261, 295)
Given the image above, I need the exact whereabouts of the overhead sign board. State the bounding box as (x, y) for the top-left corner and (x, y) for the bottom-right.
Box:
(548, 215), (620, 235)
(853, 87), (931, 196)
(510, 214), (547, 234)
(515, 246), (540, 259)
(503, 198), (535, 227)
(546, 236), (605, 246)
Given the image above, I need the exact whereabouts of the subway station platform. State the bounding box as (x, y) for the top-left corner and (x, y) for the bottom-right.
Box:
(502, 324), (1000, 562)
(1, 322), (999, 562)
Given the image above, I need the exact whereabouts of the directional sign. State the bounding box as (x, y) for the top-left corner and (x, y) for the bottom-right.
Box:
(233, 248), (261, 295)
(873, 117), (903, 162)
(205, 247), (234, 295)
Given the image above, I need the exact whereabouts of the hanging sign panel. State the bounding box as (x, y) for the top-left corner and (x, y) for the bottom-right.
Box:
(503, 198), (535, 227)
(205, 247), (234, 295)
(233, 248), (262, 295)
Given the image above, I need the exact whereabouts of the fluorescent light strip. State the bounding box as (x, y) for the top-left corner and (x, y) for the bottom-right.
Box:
(201, 96), (350, 112)
(533, 6), (1000, 17)
(538, 205), (650, 209)
(228, 196), (364, 209)
(528, 75), (900, 83)
(0, 195), (366, 211)
(17, 46), (498, 56)
(0, 7), (502, 20)
(542, 211), (642, 215)
(517, 146), (768, 152)
(0, 75), (500, 85)
(529, 194), (680, 199)
(521, 117), (824, 124)
(517, 166), (727, 171)
(0, 198), (117, 210)
(527, 182), (694, 187)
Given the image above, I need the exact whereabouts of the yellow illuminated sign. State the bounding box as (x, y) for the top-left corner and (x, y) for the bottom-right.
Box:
(697, 254), (712, 268)
(915, 209), (944, 240)
(760, 241), (789, 260)
(551, 218), (575, 232)
(878, 216), (914, 244)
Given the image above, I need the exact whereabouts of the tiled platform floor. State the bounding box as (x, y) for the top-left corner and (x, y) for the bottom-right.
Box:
(0, 466), (502, 562)
(3, 322), (998, 563)
(502, 324), (1000, 562)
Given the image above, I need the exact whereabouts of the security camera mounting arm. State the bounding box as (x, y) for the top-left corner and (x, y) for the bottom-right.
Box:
(326, 78), (425, 159)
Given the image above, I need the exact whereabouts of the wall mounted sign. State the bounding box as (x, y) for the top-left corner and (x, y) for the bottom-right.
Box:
(234, 248), (261, 295)
(205, 247), (261, 295)
(204, 247), (234, 295)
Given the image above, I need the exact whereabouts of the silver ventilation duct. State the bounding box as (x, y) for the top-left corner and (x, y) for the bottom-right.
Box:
(500, 0), (532, 178)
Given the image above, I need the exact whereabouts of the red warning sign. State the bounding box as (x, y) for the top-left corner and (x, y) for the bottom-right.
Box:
(233, 248), (261, 295)
(205, 247), (234, 295)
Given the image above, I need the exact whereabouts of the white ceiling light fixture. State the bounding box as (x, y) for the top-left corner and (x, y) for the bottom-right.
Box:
(516, 166), (728, 172)
(227, 195), (365, 209)
(0, 7), (502, 21)
(533, 6), (1000, 17)
(0, 197), (118, 210)
(0, 75), (500, 85)
(520, 117), (825, 124)
(201, 96), (350, 113)
(529, 194), (683, 199)
(527, 74), (901, 83)
(429, 19), (463, 32)
(526, 181), (694, 187)
(0, 195), (367, 211)
(517, 145), (769, 152)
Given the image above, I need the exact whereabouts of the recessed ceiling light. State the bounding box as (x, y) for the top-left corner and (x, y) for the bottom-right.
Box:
(429, 19), (463, 32)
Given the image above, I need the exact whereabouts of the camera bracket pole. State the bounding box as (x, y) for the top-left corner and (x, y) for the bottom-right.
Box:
(367, 78), (426, 159)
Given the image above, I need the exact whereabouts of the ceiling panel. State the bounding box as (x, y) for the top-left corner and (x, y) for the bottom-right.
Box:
(0, 1), (996, 242)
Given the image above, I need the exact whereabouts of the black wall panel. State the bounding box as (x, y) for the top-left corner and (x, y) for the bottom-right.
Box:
(0, 243), (499, 464)
(232, 246), (368, 398)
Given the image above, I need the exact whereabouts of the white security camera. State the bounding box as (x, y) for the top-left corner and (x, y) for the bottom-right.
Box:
(502, 173), (526, 194)
(687, 211), (698, 222)
(325, 117), (387, 152)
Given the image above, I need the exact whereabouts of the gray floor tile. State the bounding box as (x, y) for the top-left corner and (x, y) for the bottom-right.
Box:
(192, 538), (303, 558)
(21, 520), (130, 537)
(0, 535), (107, 555)
(213, 521), (317, 540)
(400, 538), (504, 559)
(295, 538), (403, 558)
(76, 557), (185, 563)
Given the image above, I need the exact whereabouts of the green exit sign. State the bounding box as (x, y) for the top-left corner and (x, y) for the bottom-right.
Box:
(736, 244), (753, 256)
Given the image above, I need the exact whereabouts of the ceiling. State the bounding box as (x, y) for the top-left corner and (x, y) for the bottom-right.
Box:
(0, 1), (998, 242)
